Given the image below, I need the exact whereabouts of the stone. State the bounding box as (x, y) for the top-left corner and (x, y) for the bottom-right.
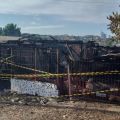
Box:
(11, 99), (15, 103)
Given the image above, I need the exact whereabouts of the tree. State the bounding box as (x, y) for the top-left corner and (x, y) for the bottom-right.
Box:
(0, 27), (3, 35)
(107, 12), (120, 40)
(3, 23), (21, 36)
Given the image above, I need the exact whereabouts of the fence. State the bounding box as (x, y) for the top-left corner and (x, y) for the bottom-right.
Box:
(0, 40), (120, 101)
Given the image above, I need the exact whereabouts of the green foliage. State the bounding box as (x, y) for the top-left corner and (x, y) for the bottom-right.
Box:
(0, 23), (21, 36)
(107, 12), (120, 40)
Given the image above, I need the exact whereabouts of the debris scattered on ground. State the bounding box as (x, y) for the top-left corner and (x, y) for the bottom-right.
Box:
(0, 91), (48, 105)
(0, 103), (120, 120)
(0, 91), (120, 120)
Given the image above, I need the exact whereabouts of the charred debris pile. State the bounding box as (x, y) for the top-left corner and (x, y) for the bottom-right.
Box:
(0, 34), (120, 97)
(0, 34), (120, 74)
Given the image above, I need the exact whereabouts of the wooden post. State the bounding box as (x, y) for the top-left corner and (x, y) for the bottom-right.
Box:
(10, 48), (13, 79)
(35, 47), (37, 80)
(67, 64), (72, 100)
(56, 48), (59, 86)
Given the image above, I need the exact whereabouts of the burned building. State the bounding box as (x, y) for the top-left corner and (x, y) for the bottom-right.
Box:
(0, 34), (120, 97)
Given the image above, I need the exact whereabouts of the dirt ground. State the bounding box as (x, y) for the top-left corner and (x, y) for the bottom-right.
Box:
(0, 92), (120, 120)
(0, 101), (120, 120)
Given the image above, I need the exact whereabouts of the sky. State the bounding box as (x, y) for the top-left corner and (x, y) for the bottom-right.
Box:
(0, 0), (120, 36)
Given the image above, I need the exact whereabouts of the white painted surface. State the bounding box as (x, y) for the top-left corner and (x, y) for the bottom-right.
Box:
(11, 79), (58, 97)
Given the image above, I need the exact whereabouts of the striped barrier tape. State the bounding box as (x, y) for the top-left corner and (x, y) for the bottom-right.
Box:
(0, 70), (120, 78)
(2, 59), (120, 77)
(1, 56), (51, 74)
(47, 88), (120, 98)
(1, 57), (120, 99)
(3, 61), (51, 75)
(59, 88), (119, 98)
(0, 76), (119, 98)
(6, 62), (120, 77)
(0, 75), (119, 98)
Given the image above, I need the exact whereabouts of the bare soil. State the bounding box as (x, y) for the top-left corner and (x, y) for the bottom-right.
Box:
(0, 92), (120, 120)
(0, 101), (120, 120)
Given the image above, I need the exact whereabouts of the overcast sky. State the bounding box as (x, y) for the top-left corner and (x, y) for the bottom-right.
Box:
(0, 0), (119, 36)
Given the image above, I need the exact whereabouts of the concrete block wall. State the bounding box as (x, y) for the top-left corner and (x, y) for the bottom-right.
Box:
(11, 79), (58, 97)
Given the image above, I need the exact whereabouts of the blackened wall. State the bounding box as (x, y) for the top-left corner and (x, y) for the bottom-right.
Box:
(0, 79), (10, 91)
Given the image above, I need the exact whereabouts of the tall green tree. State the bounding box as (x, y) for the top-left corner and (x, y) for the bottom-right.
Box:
(3, 23), (21, 36)
(107, 12), (120, 40)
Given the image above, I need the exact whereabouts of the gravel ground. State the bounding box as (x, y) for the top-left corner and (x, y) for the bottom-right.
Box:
(0, 92), (120, 120)
(0, 102), (120, 120)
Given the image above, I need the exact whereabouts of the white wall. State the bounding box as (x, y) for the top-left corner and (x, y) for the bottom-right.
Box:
(11, 79), (58, 97)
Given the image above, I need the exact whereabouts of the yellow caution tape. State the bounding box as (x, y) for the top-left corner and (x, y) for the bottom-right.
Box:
(1, 56), (51, 75)
(0, 70), (120, 79)
(4, 61), (51, 75)
(1, 59), (120, 78)
(0, 75), (119, 98)
(52, 88), (119, 98)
